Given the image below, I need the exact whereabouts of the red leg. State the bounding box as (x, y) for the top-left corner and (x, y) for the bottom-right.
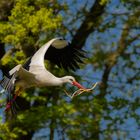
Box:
(5, 87), (22, 112)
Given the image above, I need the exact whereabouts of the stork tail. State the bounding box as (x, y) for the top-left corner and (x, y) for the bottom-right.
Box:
(0, 72), (17, 113)
(0, 73), (16, 94)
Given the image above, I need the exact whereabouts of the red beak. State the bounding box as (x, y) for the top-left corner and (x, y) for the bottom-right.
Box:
(72, 81), (85, 89)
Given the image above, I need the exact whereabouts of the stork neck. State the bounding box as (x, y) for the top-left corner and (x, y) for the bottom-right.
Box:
(51, 76), (68, 86)
(59, 76), (72, 84)
(55, 77), (67, 85)
(47, 76), (64, 86)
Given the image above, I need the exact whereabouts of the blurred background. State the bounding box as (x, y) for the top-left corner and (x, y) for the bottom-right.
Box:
(0, 0), (140, 140)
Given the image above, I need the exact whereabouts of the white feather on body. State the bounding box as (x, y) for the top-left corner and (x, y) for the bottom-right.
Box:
(6, 38), (73, 90)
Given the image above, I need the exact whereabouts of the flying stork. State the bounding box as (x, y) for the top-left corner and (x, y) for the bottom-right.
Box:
(0, 38), (87, 111)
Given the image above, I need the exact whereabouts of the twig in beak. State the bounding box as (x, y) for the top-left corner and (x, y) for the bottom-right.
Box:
(64, 82), (98, 99)
(64, 89), (73, 98)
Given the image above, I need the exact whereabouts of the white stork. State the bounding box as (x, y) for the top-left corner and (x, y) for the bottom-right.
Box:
(0, 38), (86, 111)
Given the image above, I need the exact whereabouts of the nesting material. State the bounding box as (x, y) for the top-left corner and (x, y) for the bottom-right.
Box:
(64, 82), (98, 99)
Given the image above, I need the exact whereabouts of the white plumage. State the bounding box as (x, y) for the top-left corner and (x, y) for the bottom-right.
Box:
(0, 37), (85, 111)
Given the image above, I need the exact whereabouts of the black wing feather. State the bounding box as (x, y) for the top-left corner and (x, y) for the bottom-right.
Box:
(44, 43), (85, 71)
(22, 57), (32, 71)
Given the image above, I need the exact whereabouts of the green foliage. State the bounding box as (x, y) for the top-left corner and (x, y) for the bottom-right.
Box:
(100, 0), (109, 5)
(0, 0), (63, 69)
(0, 0), (65, 139)
(0, 0), (140, 140)
(0, 0), (62, 46)
(1, 50), (26, 67)
(0, 123), (18, 140)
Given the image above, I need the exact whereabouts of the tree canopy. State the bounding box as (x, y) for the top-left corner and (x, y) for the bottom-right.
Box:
(0, 0), (140, 140)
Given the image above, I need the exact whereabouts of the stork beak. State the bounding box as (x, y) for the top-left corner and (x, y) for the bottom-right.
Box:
(72, 81), (85, 89)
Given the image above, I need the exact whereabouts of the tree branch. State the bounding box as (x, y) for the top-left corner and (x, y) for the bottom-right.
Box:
(99, 10), (140, 97)
(71, 0), (106, 49)
(0, 43), (5, 59)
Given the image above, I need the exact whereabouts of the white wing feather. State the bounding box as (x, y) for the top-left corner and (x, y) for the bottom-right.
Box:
(9, 64), (22, 76)
(9, 64), (35, 79)
(29, 38), (60, 73)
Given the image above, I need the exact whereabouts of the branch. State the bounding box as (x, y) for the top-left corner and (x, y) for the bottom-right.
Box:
(127, 71), (140, 84)
(0, 42), (5, 59)
(107, 11), (130, 16)
(71, 0), (107, 49)
(0, 0), (14, 21)
(98, 23), (130, 97)
(99, 10), (140, 97)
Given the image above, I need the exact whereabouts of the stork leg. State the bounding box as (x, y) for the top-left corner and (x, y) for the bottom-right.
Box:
(5, 87), (22, 112)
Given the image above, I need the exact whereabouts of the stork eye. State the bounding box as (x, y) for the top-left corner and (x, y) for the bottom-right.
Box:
(69, 79), (74, 82)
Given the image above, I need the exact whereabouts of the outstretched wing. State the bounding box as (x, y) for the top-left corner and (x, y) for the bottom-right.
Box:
(25, 38), (85, 73)
(45, 42), (85, 71)
(28, 38), (60, 74)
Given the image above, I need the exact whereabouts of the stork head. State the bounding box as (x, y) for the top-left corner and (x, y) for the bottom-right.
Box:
(62, 76), (85, 89)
